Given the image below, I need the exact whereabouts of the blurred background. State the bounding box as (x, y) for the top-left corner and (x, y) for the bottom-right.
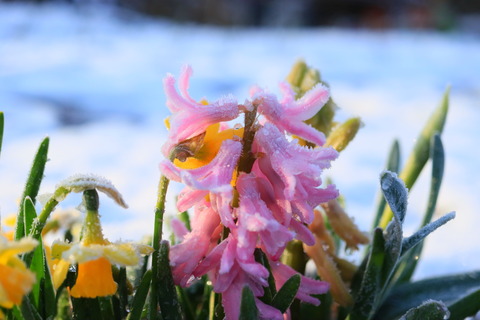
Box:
(0, 0), (479, 280)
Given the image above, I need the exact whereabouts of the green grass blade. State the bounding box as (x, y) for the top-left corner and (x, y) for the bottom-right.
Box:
(239, 286), (259, 320)
(271, 274), (301, 313)
(127, 270), (152, 320)
(14, 137), (50, 240)
(379, 88), (449, 228)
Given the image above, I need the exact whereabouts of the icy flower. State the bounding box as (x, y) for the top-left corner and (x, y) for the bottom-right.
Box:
(163, 66), (339, 319)
(235, 173), (294, 260)
(162, 65), (239, 157)
(252, 81), (330, 146)
(0, 234), (38, 312)
(255, 123), (338, 223)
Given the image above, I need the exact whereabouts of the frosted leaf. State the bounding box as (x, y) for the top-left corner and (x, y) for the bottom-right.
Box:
(381, 171), (408, 224)
(56, 174), (128, 208)
(402, 212), (456, 254)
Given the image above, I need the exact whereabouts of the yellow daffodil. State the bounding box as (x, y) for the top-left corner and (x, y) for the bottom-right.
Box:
(0, 234), (38, 311)
(51, 190), (153, 298)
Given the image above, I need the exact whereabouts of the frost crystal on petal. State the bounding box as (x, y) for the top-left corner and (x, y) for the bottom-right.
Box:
(56, 173), (128, 208)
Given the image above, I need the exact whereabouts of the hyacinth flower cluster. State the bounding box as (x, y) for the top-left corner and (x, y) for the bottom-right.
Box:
(159, 65), (340, 319)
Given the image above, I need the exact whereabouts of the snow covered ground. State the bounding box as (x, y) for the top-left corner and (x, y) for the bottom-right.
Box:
(0, 3), (479, 280)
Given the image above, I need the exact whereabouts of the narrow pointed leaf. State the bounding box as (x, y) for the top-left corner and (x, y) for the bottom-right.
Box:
(271, 274), (301, 313)
(239, 286), (258, 320)
(381, 171), (408, 224)
(399, 300), (449, 320)
(351, 228), (385, 320)
(379, 89), (449, 228)
(394, 134), (445, 283)
(71, 297), (104, 320)
(20, 295), (43, 320)
(157, 240), (182, 320)
(373, 140), (401, 228)
(41, 252), (56, 319)
(176, 286), (195, 320)
(401, 212), (455, 254)
(127, 270), (152, 320)
(15, 137), (49, 240)
(448, 288), (480, 320)
(23, 197), (37, 235)
(376, 271), (480, 319)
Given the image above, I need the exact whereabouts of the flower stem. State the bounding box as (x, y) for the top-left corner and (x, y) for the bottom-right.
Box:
(149, 172), (171, 319)
(236, 105), (258, 175)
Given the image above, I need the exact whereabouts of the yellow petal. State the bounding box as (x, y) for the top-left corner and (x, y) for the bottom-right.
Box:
(0, 264), (36, 307)
(0, 237), (38, 265)
(51, 241), (73, 259)
(70, 257), (117, 298)
(103, 243), (140, 266)
(52, 259), (70, 290)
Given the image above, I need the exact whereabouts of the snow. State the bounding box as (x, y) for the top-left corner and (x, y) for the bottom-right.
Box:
(0, 3), (479, 280)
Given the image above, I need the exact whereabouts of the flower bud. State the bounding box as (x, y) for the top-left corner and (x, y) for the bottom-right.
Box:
(325, 117), (362, 152)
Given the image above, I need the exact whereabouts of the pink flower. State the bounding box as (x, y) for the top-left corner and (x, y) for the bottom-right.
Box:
(252, 82), (330, 146)
(159, 139), (242, 227)
(255, 123), (339, 223)
(170, 201), (222, 286)
(162, 65), (239, 157)
(235, 173), (294, 260)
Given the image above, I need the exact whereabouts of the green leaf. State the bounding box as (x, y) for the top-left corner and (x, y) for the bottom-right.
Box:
(15, 137), (49, 240)
(399, 300), (449, 320)
(20, 295), (43, 320)
(372, 140), (401, 228)
(448, 288), (480, 320)
(380, 172), (406, 286)
(393, 134), (445, 283)
(54, 288), (72, 320)
(376, 271), (480, 320)
(401, 212), (455, 254)
(176, 286), (195, 320)
(379, 89), (449, 228)
(271, 274), (301, 313)
(299, 292), (332, 320)
(239, 286), (259, 320)
(178, 210), (191, 232)
(351, 228), (386, 320)
(23, 197), (37, 235)
(116, 267), (129, 319)
(71, 297), (104, 320)
(380, 171), (408, 225)
(157, 240), (182, 320)
(127, 270), (152, 320)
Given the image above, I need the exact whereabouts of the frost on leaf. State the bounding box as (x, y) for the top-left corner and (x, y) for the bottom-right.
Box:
(56, 174), (128, 208)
